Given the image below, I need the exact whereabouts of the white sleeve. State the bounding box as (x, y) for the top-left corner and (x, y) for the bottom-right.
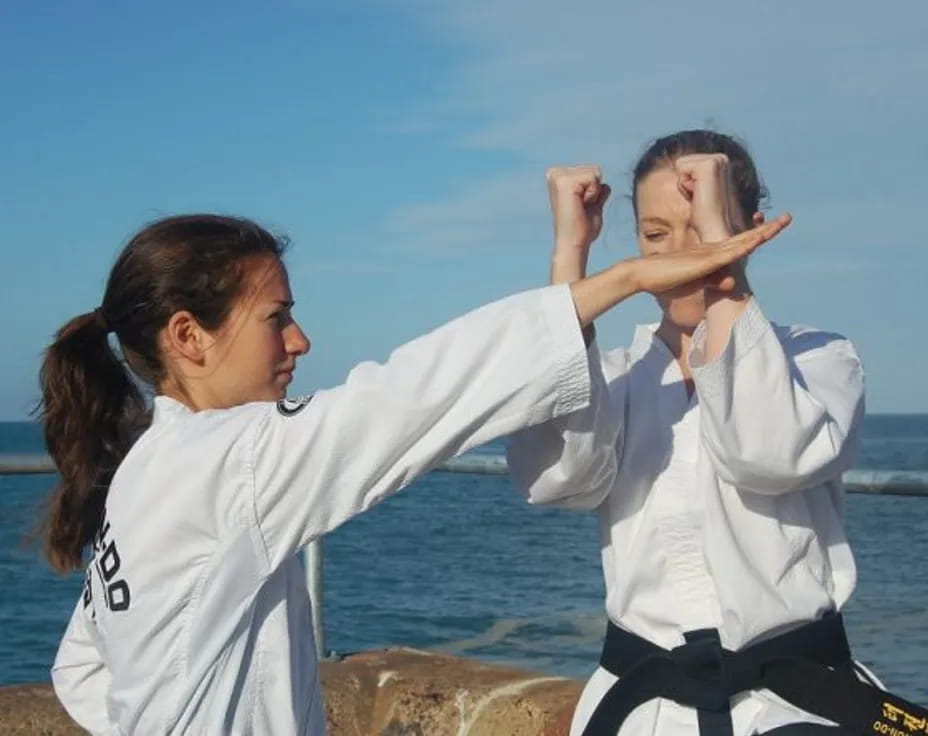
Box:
(691, 298), (865, 495)
(51, 595), (111, 735)
(505, 340), (627, 511)
(248, 285), (591, 570)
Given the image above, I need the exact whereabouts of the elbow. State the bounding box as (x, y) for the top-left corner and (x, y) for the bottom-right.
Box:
(51, 666), (107, 734)
(706, 409), (861, 495)
(718, 465), (818, 496)
(528, 485), (611, 510)
(51, 664), (83, 712)
(51, 667), (79, 723)
(510, 449), (616, 510)
(712, 443), (856, 496)
(50, 663), (70, 699)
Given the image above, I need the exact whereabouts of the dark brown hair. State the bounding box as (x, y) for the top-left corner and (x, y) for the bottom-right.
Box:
(37, 214), (288, 572)
(632, 129), (769, 225)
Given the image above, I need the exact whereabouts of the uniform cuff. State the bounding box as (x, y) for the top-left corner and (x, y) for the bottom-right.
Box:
(690, 297), (771, 398)
(540, 284), (592, 419)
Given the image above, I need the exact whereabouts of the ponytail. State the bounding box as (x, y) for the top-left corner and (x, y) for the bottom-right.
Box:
(37, 309), (147, 572)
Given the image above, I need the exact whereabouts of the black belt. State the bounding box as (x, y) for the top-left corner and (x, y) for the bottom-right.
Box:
(582, 613), (928, 736)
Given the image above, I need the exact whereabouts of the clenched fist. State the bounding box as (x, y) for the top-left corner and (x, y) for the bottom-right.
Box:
(546, 166), (612, 253)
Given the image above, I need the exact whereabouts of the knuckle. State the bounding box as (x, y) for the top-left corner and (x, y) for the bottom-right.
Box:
(576, 165), (600, 181)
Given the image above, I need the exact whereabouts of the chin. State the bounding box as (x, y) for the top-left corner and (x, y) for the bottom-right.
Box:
(250, 385), (286, 403)
(666, 309), (705, 331)
(656, 290), (706, 331)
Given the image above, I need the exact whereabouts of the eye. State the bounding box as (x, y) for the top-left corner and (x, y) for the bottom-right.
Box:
(270, 309), (292, 328)
(643, 231), (667, 242)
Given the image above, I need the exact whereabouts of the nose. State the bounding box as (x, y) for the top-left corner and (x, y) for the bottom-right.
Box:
(285, 321), (311, 356)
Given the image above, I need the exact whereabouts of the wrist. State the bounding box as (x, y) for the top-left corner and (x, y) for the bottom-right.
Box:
(612, 258), (642, 295)
(705, 278), (752, 309)
(553, 237), (592, 255)
(695, 220), (733, 243)
(550, 248), (589, 283)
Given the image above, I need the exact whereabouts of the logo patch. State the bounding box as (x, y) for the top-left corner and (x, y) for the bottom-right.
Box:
(277, 395), (313, 416)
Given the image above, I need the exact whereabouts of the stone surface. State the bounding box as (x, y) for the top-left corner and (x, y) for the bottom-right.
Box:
(0, 683), (83, 735)
(0, 649), (583, 735)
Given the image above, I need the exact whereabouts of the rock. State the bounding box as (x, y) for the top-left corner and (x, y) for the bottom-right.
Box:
(0, 683), (83, 735)
(0, 650), (583, 735)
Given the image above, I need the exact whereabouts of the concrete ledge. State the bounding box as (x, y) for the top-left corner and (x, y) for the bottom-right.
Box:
(0, 682), (81, 735)
(0, 649), (582, 735)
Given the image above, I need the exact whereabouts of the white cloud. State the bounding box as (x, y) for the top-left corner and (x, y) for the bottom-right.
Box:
(379, 0), (928, 254)
(381, 167), (550, 254)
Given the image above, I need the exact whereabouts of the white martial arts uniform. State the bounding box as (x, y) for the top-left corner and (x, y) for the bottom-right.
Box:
(507, 298), (866, 736)
(52, 285), (592, 735)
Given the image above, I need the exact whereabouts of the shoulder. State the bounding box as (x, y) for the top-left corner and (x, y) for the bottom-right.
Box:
(121, 396), (319, 474)
(772, 321), (861, 365)
(190, 396), (315, 429)
(185, 399), (317, 454)
(187, 401), (275, 437)
(108, 403), (287, 533)
(138, 401), (284, 461)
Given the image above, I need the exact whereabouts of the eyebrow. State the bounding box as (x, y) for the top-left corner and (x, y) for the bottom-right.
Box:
(638, 216), (672, 228)
(271, 299), (295, 309)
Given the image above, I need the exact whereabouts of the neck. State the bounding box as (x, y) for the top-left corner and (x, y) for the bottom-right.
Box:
(159, 379), (212, 413)
(655, 319), (696, 389)
(656, 319), (694, 359)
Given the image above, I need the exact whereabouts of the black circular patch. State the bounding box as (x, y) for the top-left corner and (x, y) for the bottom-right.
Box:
(276, 395), (313, 416)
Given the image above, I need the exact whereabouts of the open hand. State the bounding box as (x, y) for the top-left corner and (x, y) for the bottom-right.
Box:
(633, 213), (790, 294)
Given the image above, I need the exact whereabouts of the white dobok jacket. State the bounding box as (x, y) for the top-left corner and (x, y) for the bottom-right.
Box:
(52, 285), (592, 735)
(508, 298), (867, 735)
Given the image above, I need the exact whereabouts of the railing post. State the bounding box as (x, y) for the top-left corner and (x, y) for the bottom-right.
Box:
(305, 538), (325, 659)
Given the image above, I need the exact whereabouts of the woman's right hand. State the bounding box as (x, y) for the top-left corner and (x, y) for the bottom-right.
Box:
(631, 214), (791, 294)
(568, 214), (791, 328)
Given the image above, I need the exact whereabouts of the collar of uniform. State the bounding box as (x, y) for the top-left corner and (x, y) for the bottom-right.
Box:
(630, 322), (661, 356)
(630, 323), (690, 388)
(152, 395), (194, 424)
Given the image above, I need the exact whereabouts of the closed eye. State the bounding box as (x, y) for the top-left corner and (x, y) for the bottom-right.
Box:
(269, 309), (293, 327)
(644, 231), (668, 242)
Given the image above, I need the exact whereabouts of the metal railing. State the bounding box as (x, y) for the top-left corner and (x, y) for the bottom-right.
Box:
(4, 452), (928, 493)
(0, 454), (337, 656)
(4, 452), (928, 662)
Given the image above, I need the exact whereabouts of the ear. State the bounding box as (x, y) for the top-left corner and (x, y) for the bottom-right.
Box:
(163, 310), (212, 365)
(752, 211), (765, 227)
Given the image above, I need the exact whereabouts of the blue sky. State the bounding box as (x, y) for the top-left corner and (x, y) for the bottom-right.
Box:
(1, 0), (926, 418)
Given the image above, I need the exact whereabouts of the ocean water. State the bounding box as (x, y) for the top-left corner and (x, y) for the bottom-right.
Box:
(1, 416), (926, 705)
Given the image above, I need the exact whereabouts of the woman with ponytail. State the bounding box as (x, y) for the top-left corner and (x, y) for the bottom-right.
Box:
(38, 205), (789, 734)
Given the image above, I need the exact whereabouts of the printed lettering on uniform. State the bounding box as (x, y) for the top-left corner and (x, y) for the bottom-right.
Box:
(277, 395), (313, 417)
(82, 566), (95, 619)
(90, 513), (132, 613)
